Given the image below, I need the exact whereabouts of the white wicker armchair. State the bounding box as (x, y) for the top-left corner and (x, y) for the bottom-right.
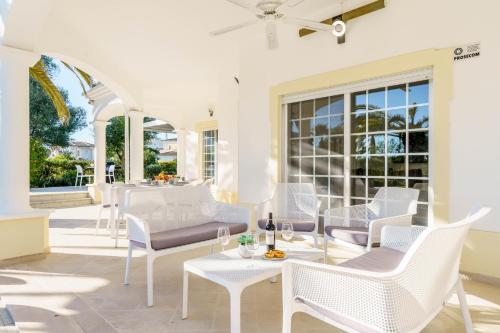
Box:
(256, 183), (320, 247)
(122, 185), (250, 306)
(324, 187), (419, 257)
(282, 206), (491, 333)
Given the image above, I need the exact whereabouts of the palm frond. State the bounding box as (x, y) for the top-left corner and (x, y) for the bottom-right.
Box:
(29, 59), (70, 124)
(75, 67), (94, 87)
(61, 61), (89, 96)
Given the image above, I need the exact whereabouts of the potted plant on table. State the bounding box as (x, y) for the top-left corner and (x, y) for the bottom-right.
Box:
(237, 234), (254, 258)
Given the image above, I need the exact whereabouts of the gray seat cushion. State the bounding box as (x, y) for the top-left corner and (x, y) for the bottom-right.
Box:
(337, 247), (405, 272)
(324, 226), (369, 246)
(257, 219), (315, 232)
(149, 221), (247, 250)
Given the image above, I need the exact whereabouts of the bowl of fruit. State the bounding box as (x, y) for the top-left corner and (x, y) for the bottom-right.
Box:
(263, 249), (287, 261)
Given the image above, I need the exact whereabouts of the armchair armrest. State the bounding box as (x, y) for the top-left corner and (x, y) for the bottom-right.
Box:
(324, 205), (372, 228)
(380, 225), (427, 253)
(367, 214), (414, 246)
(124, 213), (150, 248)
(214, 202), (250, 225)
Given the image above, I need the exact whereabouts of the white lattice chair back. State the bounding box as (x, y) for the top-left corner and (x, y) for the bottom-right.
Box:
(108, 164), (115, 172)
(369, 187), (419, 216)
(384, 207), (490, 331)
(76, 165), (83, 174)
(265, 183), (318, 221)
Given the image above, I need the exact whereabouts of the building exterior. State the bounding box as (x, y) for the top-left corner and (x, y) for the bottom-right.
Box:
(49, 141), (94, 161)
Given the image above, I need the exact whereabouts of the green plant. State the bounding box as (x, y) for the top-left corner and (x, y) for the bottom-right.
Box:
(237, 234), (253, 246)
(144, 160), (177, 179)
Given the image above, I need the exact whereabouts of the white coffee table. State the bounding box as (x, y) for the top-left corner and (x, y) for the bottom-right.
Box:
(182, 240), (322, 333)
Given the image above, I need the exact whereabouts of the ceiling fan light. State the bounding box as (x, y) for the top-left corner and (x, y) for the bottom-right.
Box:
(331, 19), (346, 37)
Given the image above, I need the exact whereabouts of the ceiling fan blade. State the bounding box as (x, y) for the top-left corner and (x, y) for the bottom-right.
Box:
(282, 16), (332, 32)
(265, 21), (279, 50)
(224, 0), (262, 15)
(210, 20), (259, 36)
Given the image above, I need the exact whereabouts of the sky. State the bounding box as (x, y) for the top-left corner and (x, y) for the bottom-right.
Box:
(52, 59), (94, 144)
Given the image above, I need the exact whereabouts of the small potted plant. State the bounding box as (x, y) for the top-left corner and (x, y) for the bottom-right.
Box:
(237, 234), (253, 258)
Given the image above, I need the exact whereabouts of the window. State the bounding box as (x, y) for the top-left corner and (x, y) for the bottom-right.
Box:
(202, 129), (218, 182)
(284, 75), (431, 226)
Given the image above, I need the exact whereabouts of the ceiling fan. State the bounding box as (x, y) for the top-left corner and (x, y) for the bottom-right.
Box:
(210, 0), (341, 50)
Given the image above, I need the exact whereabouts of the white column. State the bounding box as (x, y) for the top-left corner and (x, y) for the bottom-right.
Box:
(129, 110), (144, 182)
(175, 129), (186, 178)
(124, 110), (130, 183)
(92, 120), (107, 184)
(0, 46), (39, 215)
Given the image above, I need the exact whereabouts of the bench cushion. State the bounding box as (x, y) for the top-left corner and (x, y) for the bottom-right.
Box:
(324, 226), (369, 246)
(257, 219), (315, 232)
(149, 221), (247, 250)
(337, 247), (405, 272)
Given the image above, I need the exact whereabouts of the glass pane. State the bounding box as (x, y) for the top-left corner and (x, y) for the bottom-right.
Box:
(368, 156), (385, 176)
(351, 112), (366, 133)
(300, 138), (313, 156)
(315, 177), (329, 195)
(330, 157), (344, 176)
(289, 102), (300, 119)
(351, 156), (366, 176)
(290, 139), (300, 156)
(314, 117), (329, 136)
(368, 134), (385, 154)
(351, 91), (366, 112)
(409, 80), (429, 105)
(387, 133), (406, 154)
(318, 196), (329, 211)
(387, 178), (405, 187)
(314, 136), (329, 156)
(388, 84), (406, 108)
(288, 175), (299, 183)
(409, 179), (429, 202)
(329, 136), (344, 155)
(387, 155), (405, 176)
(368, 178), (385, 198)
(289, 120), (300, 138)
(315, 97), (329, 117)
(387, 108), (406, 131)
(413, 204), (428, 226)
(301, 119), (314, 137)
(409, 131), (429, 153)
(315, 157), (329, 175)
(368, 111), (385, 132)
(288, 157), (300, 175)
(351, 198), (367, 206)
(301, 157), (314, 175)
(330, 115), (344, 135)
(330, 197), (344, 209)
(351, 178), (366, 198)
(301, 99), (314, 118)
(330, 177), (344, 196)
(330, 95), (344, 115)
(409, 155), (429, 177)
(368, 88), (385, 110)
(408, 106), (429, 129)
(301, 175), (313, 184)
(351, 135), (366, 154)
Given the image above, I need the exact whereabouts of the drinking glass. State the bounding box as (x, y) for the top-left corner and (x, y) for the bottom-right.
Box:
(217, 226), (230, 252)
(245, 233), (260, 268)
(281, 223), (294, 252)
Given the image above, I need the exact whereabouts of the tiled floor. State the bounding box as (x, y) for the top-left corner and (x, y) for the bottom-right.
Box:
(0, 205), (500, 332)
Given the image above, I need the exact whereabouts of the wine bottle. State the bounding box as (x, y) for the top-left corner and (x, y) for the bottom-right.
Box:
(265, 212), (276, 251)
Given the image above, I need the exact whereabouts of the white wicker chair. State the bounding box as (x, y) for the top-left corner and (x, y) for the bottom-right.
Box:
(324, 187), (419, 258)
(282, 206), (491, 333)
(256, 183), (320, 247)
(122, 185), (250, 306)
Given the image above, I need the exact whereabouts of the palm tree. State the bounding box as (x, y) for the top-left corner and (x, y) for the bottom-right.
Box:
(29, 56), (94, 124)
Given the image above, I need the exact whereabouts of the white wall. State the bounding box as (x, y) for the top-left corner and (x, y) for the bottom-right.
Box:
(234, 0), (500, 232)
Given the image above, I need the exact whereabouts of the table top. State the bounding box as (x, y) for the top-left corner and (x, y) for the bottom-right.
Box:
(184, 240), (322, 288)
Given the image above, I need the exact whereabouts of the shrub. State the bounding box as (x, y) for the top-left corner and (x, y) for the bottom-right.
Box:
(144, 160), (177, 179)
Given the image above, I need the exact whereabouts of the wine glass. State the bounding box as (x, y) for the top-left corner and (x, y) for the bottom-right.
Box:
(281, 223), (294, 252)
(217, 226), (230, 252)
(245, 233), (260, 268)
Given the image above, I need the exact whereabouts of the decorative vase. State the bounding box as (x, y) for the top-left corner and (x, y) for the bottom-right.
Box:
(238, 244), (251, 258)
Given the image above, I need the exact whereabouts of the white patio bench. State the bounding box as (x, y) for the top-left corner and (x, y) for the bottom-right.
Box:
(122, 185), (250, 306)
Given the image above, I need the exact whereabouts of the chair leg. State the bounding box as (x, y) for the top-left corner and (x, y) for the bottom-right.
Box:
(313, 235), (319, 248)
(95, 206), (103, 235)
(147, 256), (155, 307)
(323, 236), (328, 264)
(75, 176), (78, 187)
(282, 307), (293, 333)
(457, 279), (474, 333)
(124, 244), (133, 285)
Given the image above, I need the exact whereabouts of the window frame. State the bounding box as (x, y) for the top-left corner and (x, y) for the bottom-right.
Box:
(281, 69), (433, 225)
(201, 128), (218, 183)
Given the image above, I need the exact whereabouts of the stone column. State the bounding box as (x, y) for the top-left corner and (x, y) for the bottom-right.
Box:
(92, 120), (107, 184)
(129, 110), (144, 182)
(0, 46), (39, 214)
(175, 129), (186, 178)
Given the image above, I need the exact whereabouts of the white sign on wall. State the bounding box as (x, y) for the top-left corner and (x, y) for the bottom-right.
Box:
(453, 43), (480, 61)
